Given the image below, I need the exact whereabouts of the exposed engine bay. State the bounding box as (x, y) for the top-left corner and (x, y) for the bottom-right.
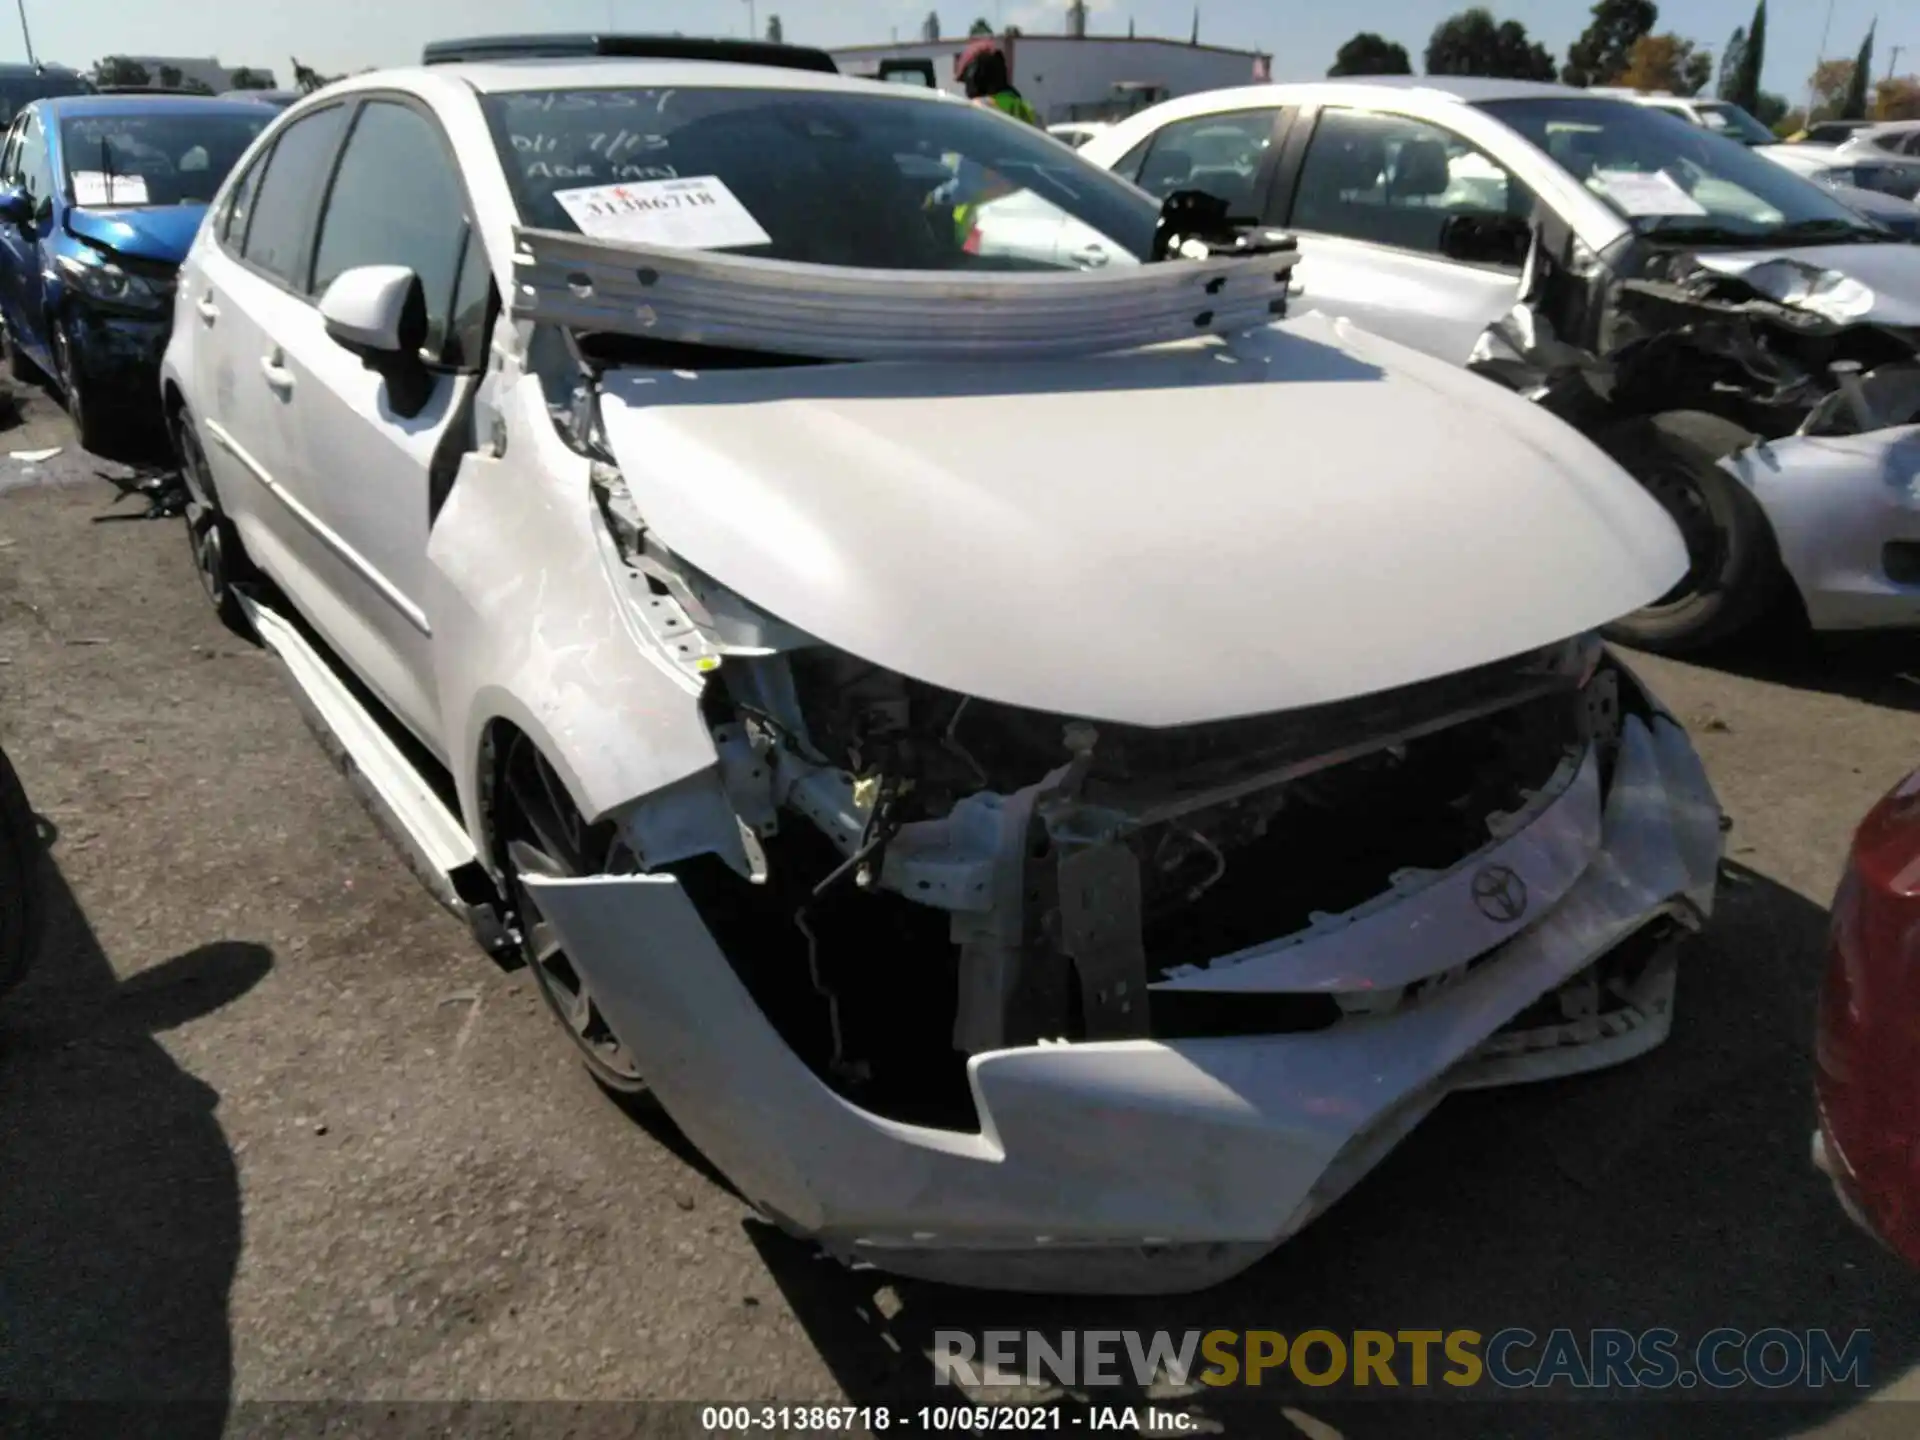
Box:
(1469, 227), (1920, 441)
(589, 461), (1646, 1129)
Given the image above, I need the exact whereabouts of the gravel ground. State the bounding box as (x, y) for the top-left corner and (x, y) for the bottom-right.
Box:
(3, 380), (1919, 1439)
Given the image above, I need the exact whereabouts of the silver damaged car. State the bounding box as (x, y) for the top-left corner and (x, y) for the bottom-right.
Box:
(160, 45), (1722, 1294)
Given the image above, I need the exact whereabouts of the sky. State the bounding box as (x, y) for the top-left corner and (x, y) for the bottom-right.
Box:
(9, 0), (1908, 108)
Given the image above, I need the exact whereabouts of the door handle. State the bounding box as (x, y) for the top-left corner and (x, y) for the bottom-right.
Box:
(196, 291), (219, 324)
(1071, 244), (1111, 269)
(260, 351), (294, 396)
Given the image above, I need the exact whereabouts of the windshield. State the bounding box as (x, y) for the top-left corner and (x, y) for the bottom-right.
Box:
(480, 86), (1159, 271)
(1480, 96), (1883, 243)
(1687, 102), (1776, 146)
(59, 111), (268, 208)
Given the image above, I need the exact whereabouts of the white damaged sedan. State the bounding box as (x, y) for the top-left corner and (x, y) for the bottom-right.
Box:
(160, 43), (1723, 1294)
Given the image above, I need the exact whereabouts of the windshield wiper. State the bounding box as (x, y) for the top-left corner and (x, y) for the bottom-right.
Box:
(1637, 215), (1886, 247)
(1634, 218), (1770, 245)
(1764, 217), (1896, 245)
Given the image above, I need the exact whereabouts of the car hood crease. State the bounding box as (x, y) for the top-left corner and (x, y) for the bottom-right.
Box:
(596, 313), (1686, 727)
(65, 204), (206, 263)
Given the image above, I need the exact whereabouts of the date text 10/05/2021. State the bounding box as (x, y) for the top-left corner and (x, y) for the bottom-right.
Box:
(700, 1407), (1187, 1432)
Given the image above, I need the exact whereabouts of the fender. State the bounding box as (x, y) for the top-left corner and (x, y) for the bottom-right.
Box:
(424, 369), (721, 863)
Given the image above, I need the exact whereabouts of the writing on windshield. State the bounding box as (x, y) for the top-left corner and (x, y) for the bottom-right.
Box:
(482, 86), (1158, 272)
(60, 112), (266, 207)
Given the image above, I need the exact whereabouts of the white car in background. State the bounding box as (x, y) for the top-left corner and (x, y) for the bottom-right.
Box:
(159, 38), (1721, 1295)
(1046, 119), (1110, 149)
(1083, 77), (1920, 651)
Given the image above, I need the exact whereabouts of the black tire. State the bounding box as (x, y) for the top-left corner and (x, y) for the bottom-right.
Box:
(0, 743), (44, 1000)
(51, 316), (110, 456)
(494, 732), (649, 1097)
(173, 407), (256, 638)
(1596, 410), (1786, 654)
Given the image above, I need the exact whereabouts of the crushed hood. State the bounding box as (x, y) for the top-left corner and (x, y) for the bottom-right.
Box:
(64, 204), (206, 264)
(1685, 243), (1920, 328)
(596, 313), (1685, 727)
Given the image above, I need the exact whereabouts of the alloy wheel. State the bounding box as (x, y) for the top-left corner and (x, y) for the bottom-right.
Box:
(499, 735), (646, 1092)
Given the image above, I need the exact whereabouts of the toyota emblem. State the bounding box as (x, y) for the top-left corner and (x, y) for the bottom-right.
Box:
(1471, 864), (1529, 924)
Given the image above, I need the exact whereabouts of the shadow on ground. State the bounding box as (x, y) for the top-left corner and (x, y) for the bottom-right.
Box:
(0, 856), (269, 1437)
(1693, 626), (1920, 716)
(744, 864), (1920, 1438)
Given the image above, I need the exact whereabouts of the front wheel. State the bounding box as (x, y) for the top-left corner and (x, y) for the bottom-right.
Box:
(173, 409), (256, 638)
(1597, 411), (1786, 654)
(50, 317), (110, 456)
(495, 733), (649, 1097)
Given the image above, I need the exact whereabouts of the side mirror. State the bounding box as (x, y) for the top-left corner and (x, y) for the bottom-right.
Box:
(318, 264), (433, 417)
(0, 185), (33, 226)
(1438, 213), (1532, 269)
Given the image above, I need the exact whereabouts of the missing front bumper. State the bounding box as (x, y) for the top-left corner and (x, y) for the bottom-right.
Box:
(524, 712), (1721, 1294)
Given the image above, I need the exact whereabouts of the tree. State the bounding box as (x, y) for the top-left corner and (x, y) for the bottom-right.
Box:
(1613, 34), (1710, 95)
(91, 56), (151, 88)
(921, 11), (940, 42)
(181, 78), (215, 96)
(765, 14), (783, 43)
(1840, 24), (1872, 121)
(158, 64), (183, 88)
(1806, 58), (1854, 121)
(968, 17), (993, 35)
(1873, 75), (1920, 121)
(1716, 26), (1744, 99)
(1562, 0), (1655, 88)
(1728, 0), (1765, 112)
(1330, 32), (1413, 77)
(1771, 107), (1804, 139)
(1426, 10), (1555, 81)
(1005, 24), (1021, 37)
(228, 66), (271, 90)
(1752, 90), (1788, 126)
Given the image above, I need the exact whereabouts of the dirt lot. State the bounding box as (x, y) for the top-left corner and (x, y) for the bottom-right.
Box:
(3, 380), (1920, 1439)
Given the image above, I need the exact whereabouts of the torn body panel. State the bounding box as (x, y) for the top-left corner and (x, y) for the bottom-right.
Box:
(526, 705), (1721, 1295)
(1467, 230), (1920, 632)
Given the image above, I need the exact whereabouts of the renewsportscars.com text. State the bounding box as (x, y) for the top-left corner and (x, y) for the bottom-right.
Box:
(934, 1327), (1873, 1392)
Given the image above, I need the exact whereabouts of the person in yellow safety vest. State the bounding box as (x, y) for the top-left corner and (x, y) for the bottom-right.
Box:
(954, 38), (1041, 127)
(948, 39), (1041, 252)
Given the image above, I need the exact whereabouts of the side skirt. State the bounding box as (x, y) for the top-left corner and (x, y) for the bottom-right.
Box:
(235, 588), (513, 962)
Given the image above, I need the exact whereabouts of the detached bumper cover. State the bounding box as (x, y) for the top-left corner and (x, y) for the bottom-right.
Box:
(526, 714), (1721, 1294)
(1730, 426), (1920, 632)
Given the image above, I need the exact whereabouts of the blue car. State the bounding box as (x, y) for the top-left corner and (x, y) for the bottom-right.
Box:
(0, 94), (269, 450)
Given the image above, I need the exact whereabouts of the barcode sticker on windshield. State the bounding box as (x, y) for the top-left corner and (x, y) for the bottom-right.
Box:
(553, 175), (771, 250)
(1589, 168), (1705, 217)
(70, 171), (149, 206)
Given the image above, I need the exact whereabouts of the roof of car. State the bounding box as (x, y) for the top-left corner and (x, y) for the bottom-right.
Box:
(1281, 75), (1583, 103)
(40, 92), (275, 119)
(386, 56), (952, 99)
